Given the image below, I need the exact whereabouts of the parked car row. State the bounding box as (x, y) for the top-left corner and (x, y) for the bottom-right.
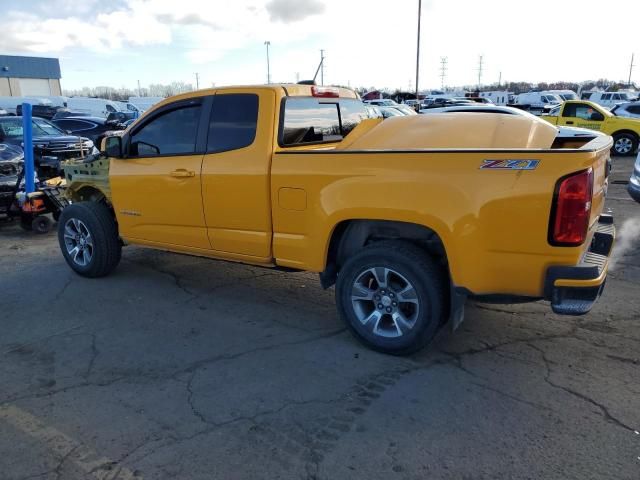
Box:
(0, 116), (98, 178)
(0, 95), (164, 120)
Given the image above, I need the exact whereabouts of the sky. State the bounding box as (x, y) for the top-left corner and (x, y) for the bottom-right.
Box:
(1, 0), (639, 92)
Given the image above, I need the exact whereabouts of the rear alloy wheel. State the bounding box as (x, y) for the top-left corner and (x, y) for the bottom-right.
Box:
(336, 241), (446, 355)
(612, 133), (638, 156)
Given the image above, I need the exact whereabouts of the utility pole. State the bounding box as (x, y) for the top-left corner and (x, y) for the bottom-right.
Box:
(415, 0), (422, 104)
(498, 71), (502, 87)
(440, 56), (448, 90)
(320, 49), (325, 85)
(195, 73), (200, 90)
(629, 53), (635, 88)
(477, 55), (484, 89)
(264, 41), (271, 84)
(137, 80), (142, 97)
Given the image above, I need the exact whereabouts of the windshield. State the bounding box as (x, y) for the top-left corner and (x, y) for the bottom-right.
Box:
(380, 107), (403, 118)
(33, 118), (65, 136)
(0, 118), (65, 139)
(563, 93), (577, 100)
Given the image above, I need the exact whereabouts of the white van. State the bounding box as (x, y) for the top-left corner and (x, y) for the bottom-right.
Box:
(0, 96), (56, 115)
(588, 91), (638, 109)
(65, 97), (127, 117)
(128, 96), (164, 113)
(479, 91), (511, 105)
(515, 91), (563, 109)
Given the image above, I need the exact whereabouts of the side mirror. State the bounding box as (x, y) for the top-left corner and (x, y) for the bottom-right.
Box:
(103, 136), (123, 158)
(590, 112), (604, 121)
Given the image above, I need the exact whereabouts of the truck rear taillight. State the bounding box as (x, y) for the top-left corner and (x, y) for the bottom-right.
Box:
(549, 169), (593, 246)
(311, 86), (339, 98)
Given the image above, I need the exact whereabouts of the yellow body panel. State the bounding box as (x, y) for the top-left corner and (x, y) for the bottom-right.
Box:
(201, 88), (276, 258)
(542, 100), (640, 136)
(270, 146), (609, 296)
(110, 154), (210, 249)
(77, 85), (612, 299)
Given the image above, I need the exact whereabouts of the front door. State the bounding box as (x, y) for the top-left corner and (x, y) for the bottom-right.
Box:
(110, 98), (211, 249)
(558, 102), (605, 132)
(200, 89), (274, 259)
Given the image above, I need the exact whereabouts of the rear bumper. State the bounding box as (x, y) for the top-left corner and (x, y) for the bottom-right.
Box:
(544, 214), (615, 315)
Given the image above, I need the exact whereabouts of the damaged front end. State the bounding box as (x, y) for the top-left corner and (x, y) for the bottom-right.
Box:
(62, 153), (112, 203)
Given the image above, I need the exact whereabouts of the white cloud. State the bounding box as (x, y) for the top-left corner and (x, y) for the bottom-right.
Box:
(265, 0), (326, 23)
(1, 0), (639, 90)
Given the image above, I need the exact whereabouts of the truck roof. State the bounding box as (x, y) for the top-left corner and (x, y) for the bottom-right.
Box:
(138, 84), (359, 120)
(156, 84), (358, 104)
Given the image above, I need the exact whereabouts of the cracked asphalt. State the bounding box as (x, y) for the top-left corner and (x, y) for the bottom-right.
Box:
(1, 157), (639, 480)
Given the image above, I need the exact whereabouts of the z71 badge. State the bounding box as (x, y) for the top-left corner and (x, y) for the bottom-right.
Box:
(480, 159), (540, 170)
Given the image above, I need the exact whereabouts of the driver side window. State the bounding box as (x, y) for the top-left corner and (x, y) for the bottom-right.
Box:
(129, 105), (201, 157)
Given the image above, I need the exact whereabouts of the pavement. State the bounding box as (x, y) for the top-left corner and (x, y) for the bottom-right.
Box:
(0, 156), (639, 480)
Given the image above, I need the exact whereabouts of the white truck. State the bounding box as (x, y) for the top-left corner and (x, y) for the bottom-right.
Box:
(65, 97), (128, 117)
(586, 91), (638, 109)
(547, 89), (578, 101)
(479, 91), (512, 106)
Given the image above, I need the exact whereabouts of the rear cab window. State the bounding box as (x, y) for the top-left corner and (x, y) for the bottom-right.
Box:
(279, 97), (368, 147)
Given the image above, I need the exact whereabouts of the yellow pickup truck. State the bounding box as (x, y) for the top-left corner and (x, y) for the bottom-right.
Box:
(59, 84), (615, 354)
(542, 100), (640, 156)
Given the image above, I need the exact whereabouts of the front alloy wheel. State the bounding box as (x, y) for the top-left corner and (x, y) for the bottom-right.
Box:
(57, 202), (121, 278)
(63, 218), (94, 267)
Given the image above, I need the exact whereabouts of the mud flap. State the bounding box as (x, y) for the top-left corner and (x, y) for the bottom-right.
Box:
(449, 283), (467, 331)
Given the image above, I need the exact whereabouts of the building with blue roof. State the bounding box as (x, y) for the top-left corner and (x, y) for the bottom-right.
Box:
(0, 55), (62, 97)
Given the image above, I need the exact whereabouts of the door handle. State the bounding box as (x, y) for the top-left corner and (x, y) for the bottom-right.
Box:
(566, 121), (574, 125)
(169, 169), (195, 178)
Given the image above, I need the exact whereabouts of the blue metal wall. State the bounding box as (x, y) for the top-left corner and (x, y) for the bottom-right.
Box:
(0, 55), (61, 79)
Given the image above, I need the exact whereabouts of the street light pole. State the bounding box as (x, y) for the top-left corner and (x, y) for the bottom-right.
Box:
(415, 0), (422, 106)
(264, 41), (271, 84)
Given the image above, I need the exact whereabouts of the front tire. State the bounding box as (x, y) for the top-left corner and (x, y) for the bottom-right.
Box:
(58, 202), (121, 278)
(336, 241), (446, 355)
(612, 133), (638, 156)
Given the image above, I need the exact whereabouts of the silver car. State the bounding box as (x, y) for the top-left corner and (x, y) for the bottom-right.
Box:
(628, 150), (640, 203)
(611, 101), (640, 119)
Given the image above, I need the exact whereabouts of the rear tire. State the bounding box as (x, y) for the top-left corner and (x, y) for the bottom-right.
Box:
(336, 240), (446, 355)
(32, 215), (52, 234)
(58, 202), (121, 278)
(612, 132), (638, 156)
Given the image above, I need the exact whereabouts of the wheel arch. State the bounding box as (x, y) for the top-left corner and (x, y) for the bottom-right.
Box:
(67, 184), (109, 204)
(320, 219), (449, 289)
(611, 129), (639, 141)
(66, 185), (118, 225)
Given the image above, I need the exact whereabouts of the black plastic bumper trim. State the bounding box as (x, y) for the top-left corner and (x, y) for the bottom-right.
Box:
(544, 215), (614, 315)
